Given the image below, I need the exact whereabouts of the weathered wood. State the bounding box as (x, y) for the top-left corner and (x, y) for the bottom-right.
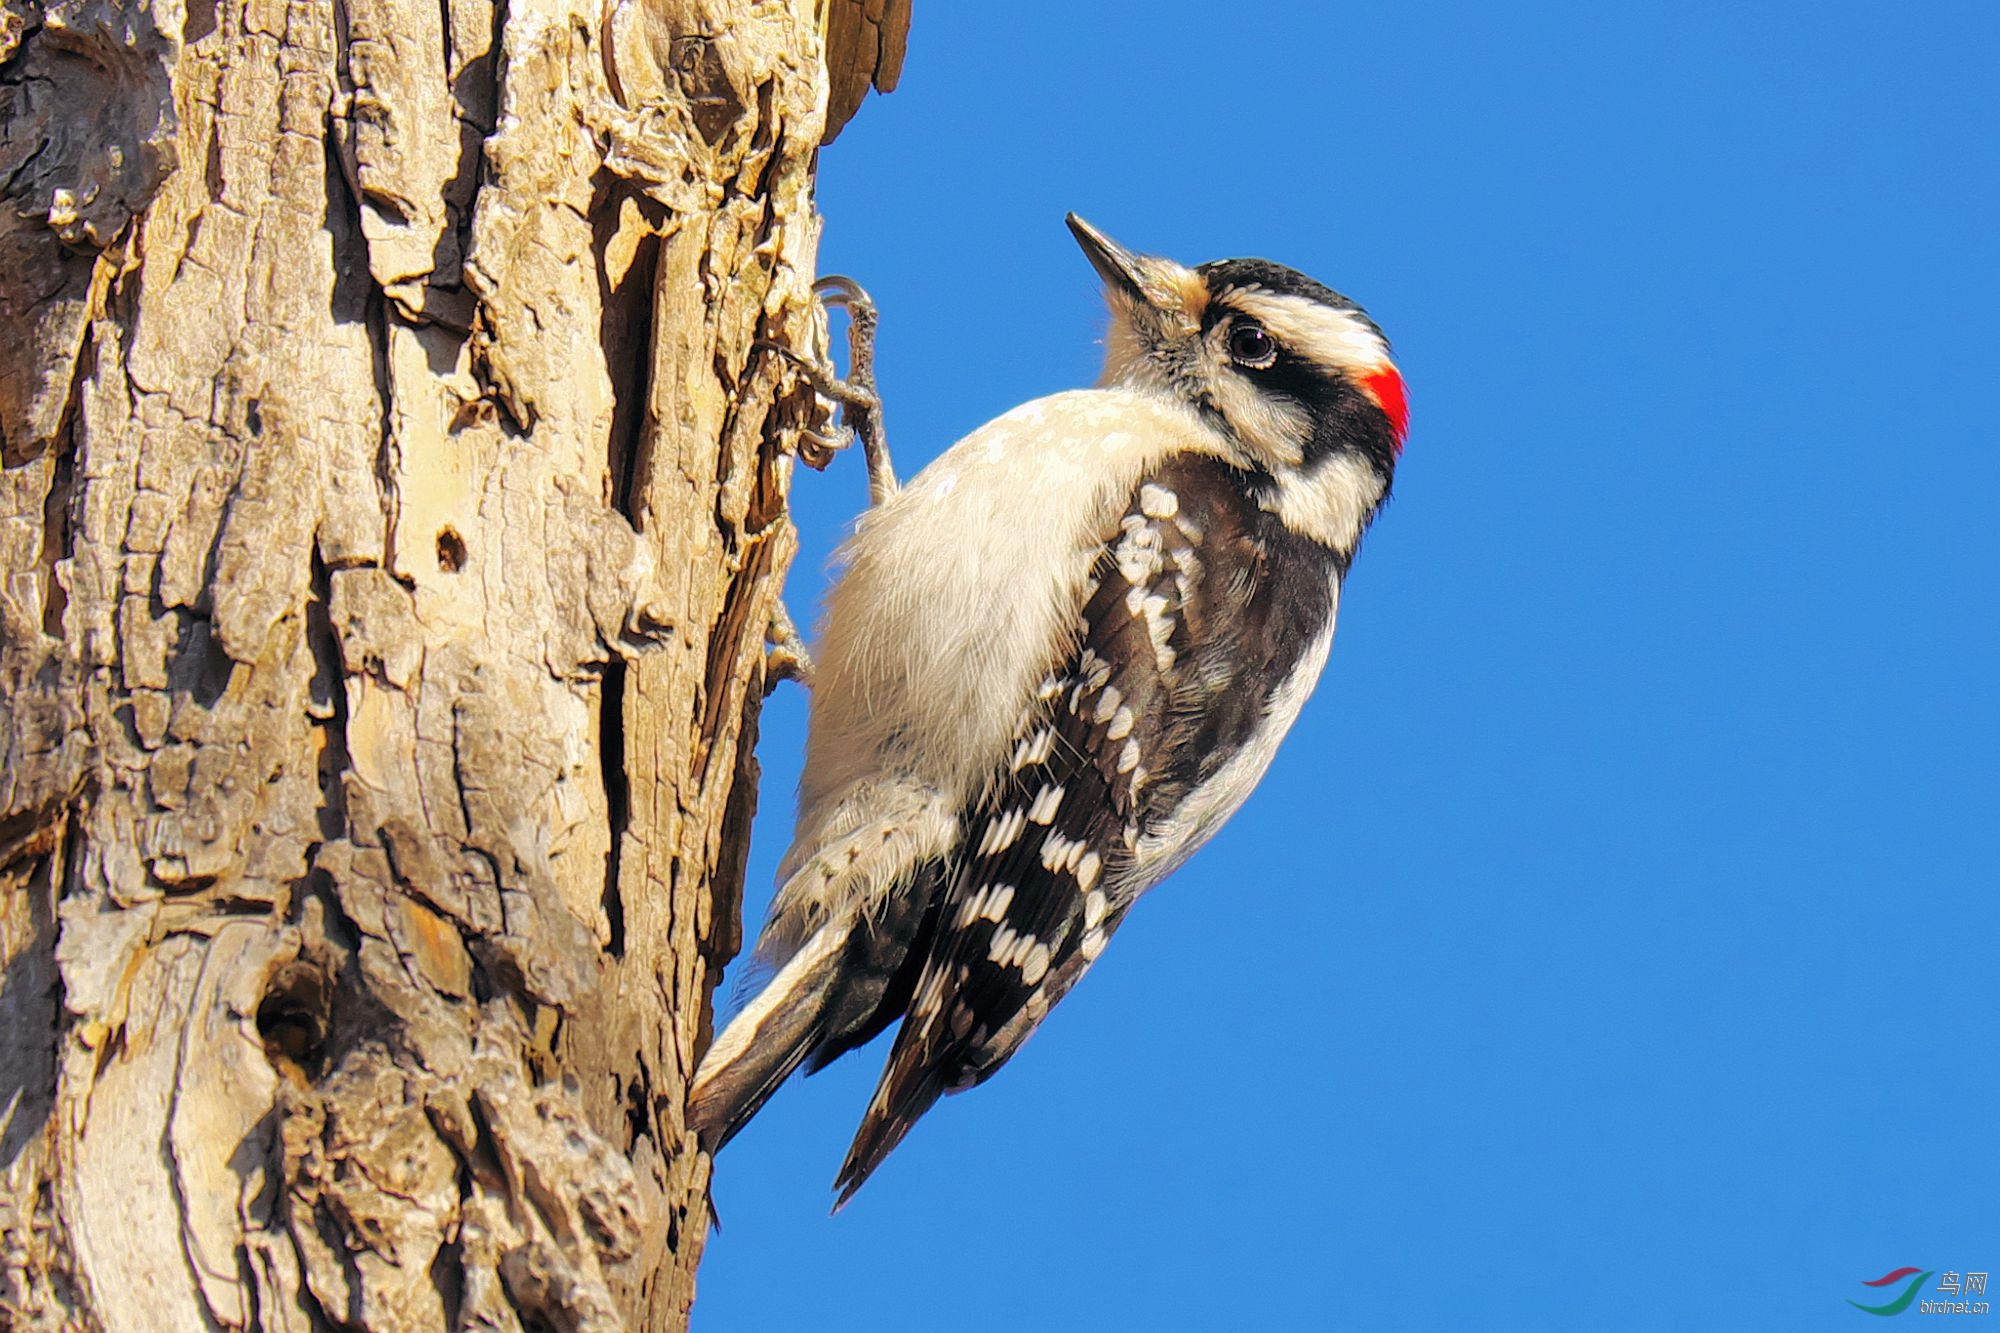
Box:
(821, 0), (908, 143)
(0, 0), (899, 1325)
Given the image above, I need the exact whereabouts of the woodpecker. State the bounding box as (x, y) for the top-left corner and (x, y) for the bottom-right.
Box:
(692, 215), (1408, 1205)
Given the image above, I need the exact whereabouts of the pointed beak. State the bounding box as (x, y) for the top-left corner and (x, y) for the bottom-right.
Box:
(1067, 211), (1209, 326)
(1066, 213), (1154, 305)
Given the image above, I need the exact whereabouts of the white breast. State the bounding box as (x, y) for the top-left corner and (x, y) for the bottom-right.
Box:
(780, 390), (1235, 902)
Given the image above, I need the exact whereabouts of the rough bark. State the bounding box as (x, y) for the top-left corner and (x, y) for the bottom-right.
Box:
(0, 0), (906, 1328)
(820, 0), (905, 144)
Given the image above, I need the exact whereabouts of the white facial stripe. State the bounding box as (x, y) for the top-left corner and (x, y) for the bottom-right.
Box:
(1266, 452), (1387, 552)
(1225, 289), (1390, 379)
(1203, 368), (1311, 467)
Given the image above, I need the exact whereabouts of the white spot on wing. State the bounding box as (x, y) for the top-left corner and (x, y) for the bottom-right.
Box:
(1012, 727), (1056, 772)
(957, 885), (989, 927)
(914, 967), (948, 1016)
(981, 884), (1015, 922)
(978, 807), (1028, 856)
(1026, 785), (1065, 825)
(1076, 851), (1102, 892)
(1115, 519), (1164, 585)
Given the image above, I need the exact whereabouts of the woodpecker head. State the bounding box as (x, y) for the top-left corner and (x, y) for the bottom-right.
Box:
(1066, 214), (1408, 492)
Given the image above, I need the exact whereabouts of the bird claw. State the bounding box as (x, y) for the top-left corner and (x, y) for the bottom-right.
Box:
(766, 601), (815, 692)
(763, 274), (897, 504)
(795, 425), (853, 473)
(759, 339), (881, 417)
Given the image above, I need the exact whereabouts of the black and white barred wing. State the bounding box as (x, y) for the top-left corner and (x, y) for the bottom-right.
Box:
(834, 456), (1341, 1202)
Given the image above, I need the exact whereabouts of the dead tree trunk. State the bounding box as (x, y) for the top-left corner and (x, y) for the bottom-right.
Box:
(0, 0), (905, 1326)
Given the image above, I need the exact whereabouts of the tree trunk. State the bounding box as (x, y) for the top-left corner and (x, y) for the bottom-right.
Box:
(0, 0), (904, 1326)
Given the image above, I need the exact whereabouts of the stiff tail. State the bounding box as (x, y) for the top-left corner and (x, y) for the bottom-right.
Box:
(689, 923), (850, 1153)
(832, 1019), (955, 1209)
(833, 1073), (947, 1210)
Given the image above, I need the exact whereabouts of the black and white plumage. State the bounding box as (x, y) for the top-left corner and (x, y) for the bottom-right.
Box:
(690, 216), (1409, 1204)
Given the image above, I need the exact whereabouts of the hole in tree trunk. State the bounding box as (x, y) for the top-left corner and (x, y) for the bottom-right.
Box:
(436, 526), (467, 573)
(256, 963), (333, 1079)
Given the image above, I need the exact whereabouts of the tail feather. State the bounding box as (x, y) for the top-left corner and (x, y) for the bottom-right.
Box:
(692, 861), (946, 1158)
(802, 864), (944, 1076)
(689, 923), (849, 1153)
(831, 1037), (950, 1208)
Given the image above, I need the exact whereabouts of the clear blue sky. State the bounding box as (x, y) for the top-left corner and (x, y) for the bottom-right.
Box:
(695, 5), (1997, 1328)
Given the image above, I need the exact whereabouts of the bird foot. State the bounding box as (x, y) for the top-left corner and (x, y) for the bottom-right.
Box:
(765, 275), (897, 504)
(766, 600), (815, 692)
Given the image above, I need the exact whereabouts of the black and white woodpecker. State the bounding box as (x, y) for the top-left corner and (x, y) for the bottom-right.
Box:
(691, 215), (1409, 1205)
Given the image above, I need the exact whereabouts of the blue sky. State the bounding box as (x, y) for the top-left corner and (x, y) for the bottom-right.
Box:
(694, 5), (1997, 1328)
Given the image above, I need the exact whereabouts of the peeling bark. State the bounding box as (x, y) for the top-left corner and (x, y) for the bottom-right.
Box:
(820, 0), (906, 143)
(0, 0), (908, 1327)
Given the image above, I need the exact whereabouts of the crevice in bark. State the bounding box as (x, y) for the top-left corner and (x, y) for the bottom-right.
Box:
(293, 880), (388, 1083)
(36, 419), (73, 639)
(174, 615), (235, 709)
(184, 0), (216, 45)
(324, 116), (371, 329)
(0, 811), (63, 1171)
(595, 183), (661, 520)
(621, 1070), (646, 1148)
(745, 311), (806, 536)
(321, 105), (397, 539)
(704, 679), (757, 1018)
(0, 805), (58, 873)
(305, 550), (349, 842)
(429, 1233), (466, 1330)
(694, 538), (773, 788)
(599, 657), (627, 959)
(362, 283), (398, 532)
(669, 36), (743, 148)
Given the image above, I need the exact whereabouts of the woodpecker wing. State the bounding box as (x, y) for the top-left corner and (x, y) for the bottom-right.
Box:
(834, 454), (1346, 1202)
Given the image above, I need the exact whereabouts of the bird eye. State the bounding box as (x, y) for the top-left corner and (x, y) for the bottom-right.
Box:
(1227, 320), (1277, 368)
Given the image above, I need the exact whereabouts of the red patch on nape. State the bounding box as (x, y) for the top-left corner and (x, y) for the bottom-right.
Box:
(1359, 365), (1409, 454)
